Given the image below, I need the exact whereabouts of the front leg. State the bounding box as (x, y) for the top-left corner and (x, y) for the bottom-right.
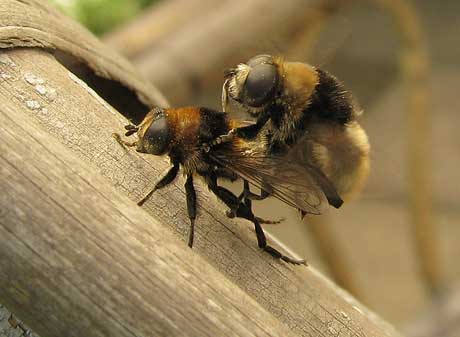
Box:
(235, 111), (271, 140)
(184, 175), (197, 248)
(112, 133), (137, 148)
(137, 162), (179, 206)
(226, 180), (273, 220)
(112, 123), (140, 147)
(208, 121), (265, 148)
(124, 124), (139, 136)
(207, 176), (300, 264)
(202, 112), (270, 152)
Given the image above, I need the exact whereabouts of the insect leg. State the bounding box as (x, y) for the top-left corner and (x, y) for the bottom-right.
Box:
(250, 209), (306, 265)
(207, 174), (263, 223)
(137, 162), (179, 206)
(184, 175), (197, 248)
(255, 216), (284, 225)
(203, 113), (271, 152)
(242, 180), (270, 201)
(208, 175), (302, 264)
(233, 112), (271, 140)
(112, 133), (137, 148)
(230, 180), (283, 224)
(124, 124), (139, 136)
(207, 174), (240, 211)
(210, 177), (282, 224)
(213, 167), (238, 182)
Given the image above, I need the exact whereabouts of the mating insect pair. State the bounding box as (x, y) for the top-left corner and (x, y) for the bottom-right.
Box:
(114, 54), (370, 265)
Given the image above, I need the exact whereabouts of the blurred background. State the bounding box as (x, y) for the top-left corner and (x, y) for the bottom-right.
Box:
(49, 0), (459, 335)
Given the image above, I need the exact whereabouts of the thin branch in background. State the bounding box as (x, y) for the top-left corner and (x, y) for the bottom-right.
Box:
(286, 0), (352, 61)
(307, 215), (365, 301)
(373, 0), (444, 296)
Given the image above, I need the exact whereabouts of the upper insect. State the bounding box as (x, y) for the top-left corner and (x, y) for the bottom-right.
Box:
(220, 54), (370, 203)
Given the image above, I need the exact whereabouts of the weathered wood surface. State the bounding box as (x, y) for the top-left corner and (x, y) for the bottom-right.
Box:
(0, 45), (402, 337)
(0, 49), (298, 337)
(0, 305), (37, 337)
(103, 0), (348, 105)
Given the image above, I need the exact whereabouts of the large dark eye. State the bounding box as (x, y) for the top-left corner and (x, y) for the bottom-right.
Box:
(144, 114), (170, 155)
(246, 54), (273, 67)
(242, 57), (278, 107)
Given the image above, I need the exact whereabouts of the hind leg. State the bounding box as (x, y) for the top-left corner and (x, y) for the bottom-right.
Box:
(207, 174), (304, 265)
(225, 180), (283, 224)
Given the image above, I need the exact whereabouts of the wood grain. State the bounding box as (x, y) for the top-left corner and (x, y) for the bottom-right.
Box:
(0, 48), (297, 337)
(0, 46), (402, 337)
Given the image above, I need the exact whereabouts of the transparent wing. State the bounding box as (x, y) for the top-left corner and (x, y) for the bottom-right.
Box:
(210, 145), (343, 215)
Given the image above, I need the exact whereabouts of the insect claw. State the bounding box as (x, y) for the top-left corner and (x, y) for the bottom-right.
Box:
(202, 143), (210, 153)
(225, 210), (236, 218)
(256, 216), (285, 225)
(281, 256), (308, 265)
(124, 124), (138, 130)
(299, 210), (307, 220)
(188, 218), (195, 248)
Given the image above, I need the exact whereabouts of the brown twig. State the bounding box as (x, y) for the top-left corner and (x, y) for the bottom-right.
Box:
(373, 0), (443, 296)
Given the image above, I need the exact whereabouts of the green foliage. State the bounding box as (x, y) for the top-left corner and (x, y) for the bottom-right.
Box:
(49, 0), (158, 35)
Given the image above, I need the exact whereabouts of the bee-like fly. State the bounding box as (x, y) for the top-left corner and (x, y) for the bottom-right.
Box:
(220, 54), (370, 207)
(114, 106), (343, 265)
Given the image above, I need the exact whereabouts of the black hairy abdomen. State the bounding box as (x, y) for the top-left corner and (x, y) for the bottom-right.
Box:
(303, 69), (354, 125)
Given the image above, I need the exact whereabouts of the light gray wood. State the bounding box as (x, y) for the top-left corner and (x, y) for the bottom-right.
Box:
(0, 305), (38, 337)
(0, 46), (402, 337)
(0, 48), (296, 337)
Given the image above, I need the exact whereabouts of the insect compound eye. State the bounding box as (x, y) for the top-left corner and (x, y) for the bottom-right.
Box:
(246, 54), (273, 67)
(242, 56), (278, 107)
(144, 112), (171, 155)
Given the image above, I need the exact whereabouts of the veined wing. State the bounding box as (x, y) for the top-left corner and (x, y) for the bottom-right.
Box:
(210, 144), (343, 215)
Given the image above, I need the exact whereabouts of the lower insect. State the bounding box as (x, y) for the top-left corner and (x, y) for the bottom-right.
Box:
(113, 106), (308, 265)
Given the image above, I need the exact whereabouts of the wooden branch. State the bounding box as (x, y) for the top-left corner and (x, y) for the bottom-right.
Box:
(0, 46), (401, 337)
